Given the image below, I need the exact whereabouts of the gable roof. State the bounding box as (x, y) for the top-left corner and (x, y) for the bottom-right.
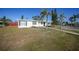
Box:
(18, 19), (46, 22)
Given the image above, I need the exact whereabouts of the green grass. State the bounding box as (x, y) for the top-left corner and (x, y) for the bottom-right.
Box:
(64, 29), (79, 34)
(0, 26), (79, 51)
(70, 30), (79, 33)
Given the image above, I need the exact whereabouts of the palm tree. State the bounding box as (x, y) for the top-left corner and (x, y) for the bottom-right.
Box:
(40, 9), (49, 26)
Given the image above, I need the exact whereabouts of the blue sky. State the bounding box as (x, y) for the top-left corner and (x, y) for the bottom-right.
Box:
(0, 8), (79, 22)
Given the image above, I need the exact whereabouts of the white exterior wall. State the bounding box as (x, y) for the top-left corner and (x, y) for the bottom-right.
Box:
(32, 22), (44, 27)
(18, 21), (27, 28)
(18, 19), (46, 28)
(26, 21), (32, 28)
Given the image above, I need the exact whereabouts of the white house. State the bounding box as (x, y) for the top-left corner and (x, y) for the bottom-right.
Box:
(18, 19), (47, 28)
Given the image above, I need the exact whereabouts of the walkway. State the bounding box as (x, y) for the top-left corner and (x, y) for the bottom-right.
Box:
(47, 27), (79, 36)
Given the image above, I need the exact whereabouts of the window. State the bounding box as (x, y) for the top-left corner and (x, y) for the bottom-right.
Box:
(32, 21), (36, 25)
(38, 21), (43, 24)
(21, 22), (27, 26)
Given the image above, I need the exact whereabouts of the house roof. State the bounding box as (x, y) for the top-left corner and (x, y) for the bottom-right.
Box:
(18, 19), (46, 22)
(0, 18), (3, 21)
(0, 19), (3, 22)
(18, 19), (27, 21)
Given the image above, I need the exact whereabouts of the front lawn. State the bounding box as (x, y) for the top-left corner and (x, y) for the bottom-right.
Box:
(0, 26), (79, 51)
(67, 30), (79, 34)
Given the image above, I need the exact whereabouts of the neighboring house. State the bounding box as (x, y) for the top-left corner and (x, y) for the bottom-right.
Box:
(18, 19), (47, 28)
(0, 21), (5, 27)
(0, 19), (5, 27)
(9, 22), (18, 26)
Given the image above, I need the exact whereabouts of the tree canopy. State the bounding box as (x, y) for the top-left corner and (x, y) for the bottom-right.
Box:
(51, 9), (58, 25)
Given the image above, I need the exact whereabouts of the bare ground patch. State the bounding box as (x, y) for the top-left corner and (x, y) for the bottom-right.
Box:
(0, 27), (79, 51)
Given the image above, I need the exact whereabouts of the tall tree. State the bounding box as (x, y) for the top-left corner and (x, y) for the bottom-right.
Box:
(58, 13), (66, 29)
(2, 16), (6, 23)
(69, 14), (77, 26)
(51, 9), (54, 25)
(40, 9), (49, 26)
(51, 9), (58, 25)
(3, 16), (6, 19)
(21, 15), (24, 19)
